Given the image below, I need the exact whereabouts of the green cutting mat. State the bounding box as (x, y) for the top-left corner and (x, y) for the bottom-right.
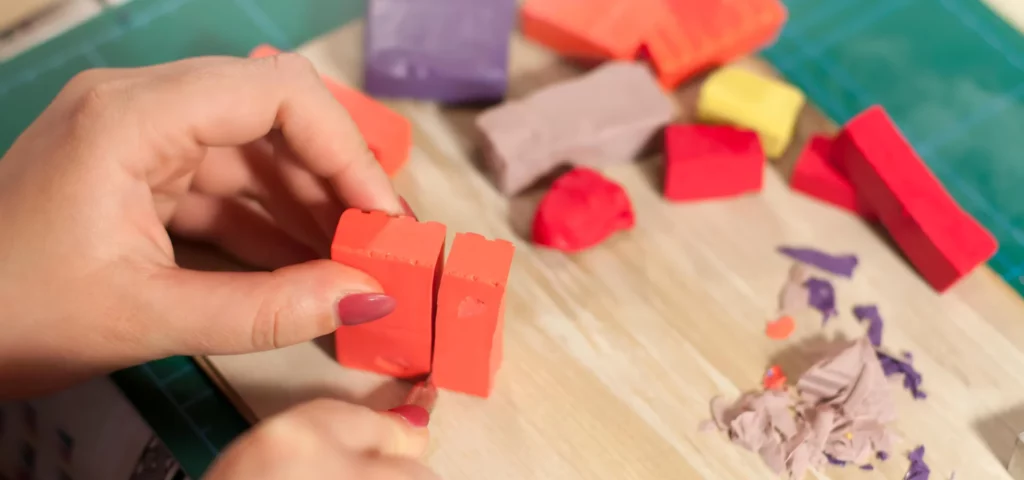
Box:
(1, 0), (1023, 477)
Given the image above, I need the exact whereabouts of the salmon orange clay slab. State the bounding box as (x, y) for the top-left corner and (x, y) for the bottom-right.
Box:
(653, 0), (787, 88)
(432, 233), (516, 397)
(330, 209), (447, 378)
(520, 0), (651, 61)
(249, 44), (412, 177)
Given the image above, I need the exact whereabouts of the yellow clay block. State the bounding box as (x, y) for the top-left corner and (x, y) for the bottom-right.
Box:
(697, 66), (806, 159)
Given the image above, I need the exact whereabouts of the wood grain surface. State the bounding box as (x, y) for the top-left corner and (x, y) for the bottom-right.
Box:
(192, 17), (1024, 480)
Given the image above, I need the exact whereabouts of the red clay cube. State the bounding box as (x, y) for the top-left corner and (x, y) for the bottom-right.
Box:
(833, 105), (998, 292)
(664, 124), (765, 201)
(790, 135), (875, 219)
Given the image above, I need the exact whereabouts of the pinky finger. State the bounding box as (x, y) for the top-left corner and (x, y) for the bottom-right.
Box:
(168, 193), (319, 270)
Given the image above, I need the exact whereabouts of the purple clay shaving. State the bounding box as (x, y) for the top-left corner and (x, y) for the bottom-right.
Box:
(860, 464), (874, 470)
(877, 351), (927, 399)
(853, 304), (884, 347)
(804, 277), (838, 323)
(777, 246), (859, 278)
(824, 453), (847, 466)
(877, 451), (889, 461)
(905, 446), (931, 480)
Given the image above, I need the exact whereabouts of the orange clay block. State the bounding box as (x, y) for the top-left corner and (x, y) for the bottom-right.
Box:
(432, 233), (515, 397)
(640, 0), (690, 88)
(520, 0), (651, 61)
(330, 209), (447, 378)
(653, 0), (786, 88)
(248, 44), (411, 176)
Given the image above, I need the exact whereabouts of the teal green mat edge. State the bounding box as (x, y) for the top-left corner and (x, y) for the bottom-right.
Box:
(110, 358), (249, 477)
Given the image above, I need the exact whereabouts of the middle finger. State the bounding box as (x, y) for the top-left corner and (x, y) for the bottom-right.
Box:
(193, 142), (333, 257)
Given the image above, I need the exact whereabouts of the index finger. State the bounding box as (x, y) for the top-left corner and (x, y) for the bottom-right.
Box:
(129, 54), (403, 214)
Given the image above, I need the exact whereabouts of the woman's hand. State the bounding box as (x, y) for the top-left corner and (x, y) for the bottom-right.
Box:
(207, 398), (437, 480)
(0, 54), (405, 398)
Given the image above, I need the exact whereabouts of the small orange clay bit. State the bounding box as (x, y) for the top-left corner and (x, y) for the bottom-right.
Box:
(762, 365), (787, 390)
(765, 315), (795, 340)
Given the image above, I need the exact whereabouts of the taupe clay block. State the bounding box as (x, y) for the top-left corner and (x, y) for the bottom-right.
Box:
(476, 61), (678, 194)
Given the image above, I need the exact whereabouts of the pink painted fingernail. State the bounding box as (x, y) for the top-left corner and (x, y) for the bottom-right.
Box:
(399, 196), (418, 220)
(335, 293), (396, 326)
(387, 404), (430, 428)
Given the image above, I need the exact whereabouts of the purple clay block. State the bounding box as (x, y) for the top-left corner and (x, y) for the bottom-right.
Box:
(877, 351), (927, 399)
(852, 304), (884, 347)
(905, 446), (931, 480)
(804, 277), (838, 323)
(877, 451), (889, 461)
(777, 246), (859, 278)
(364, 0), (517, 102)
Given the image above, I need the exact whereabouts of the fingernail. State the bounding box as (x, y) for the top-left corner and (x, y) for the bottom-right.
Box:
(399, 196), (418, 220)
(404, 379), (438, 413)
(387, 404), (430, 428)
(335, 293), (396, 326)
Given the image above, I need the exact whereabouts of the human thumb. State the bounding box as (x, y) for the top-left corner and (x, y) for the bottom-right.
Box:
(142, 260), (394, 355)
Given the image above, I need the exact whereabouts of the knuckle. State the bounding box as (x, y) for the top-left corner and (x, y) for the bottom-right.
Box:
(250, 290), (286, 351)
(269, 52), (319, 81)
(67, 77), (130, 125)
(249, 267), (340, 350)
(62, 68), (111, 93)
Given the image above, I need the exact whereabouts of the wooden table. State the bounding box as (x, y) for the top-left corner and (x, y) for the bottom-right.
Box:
(196, 15), (1024, 480)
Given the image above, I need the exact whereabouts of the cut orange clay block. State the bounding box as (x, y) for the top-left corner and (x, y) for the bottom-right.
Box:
(765, 315), (795, 340)
(652, 0), (787, 88)
(432, 233), (515, 397)
(330, 209), (447, 379)
(520, 0), (651, 61)
(249, 44), (412, 176)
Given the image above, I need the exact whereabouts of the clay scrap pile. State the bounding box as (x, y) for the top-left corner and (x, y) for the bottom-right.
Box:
(703, 338), (897, 478)
(706, 244), (935, 478)
(705, 339), (932, 479)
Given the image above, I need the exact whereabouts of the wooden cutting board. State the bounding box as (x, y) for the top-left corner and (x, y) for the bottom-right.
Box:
(194, 19), (1024, 480)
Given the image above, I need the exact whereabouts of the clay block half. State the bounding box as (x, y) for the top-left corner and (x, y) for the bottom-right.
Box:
(331, 209), (447, 378)
(432, 233), (515, 397)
